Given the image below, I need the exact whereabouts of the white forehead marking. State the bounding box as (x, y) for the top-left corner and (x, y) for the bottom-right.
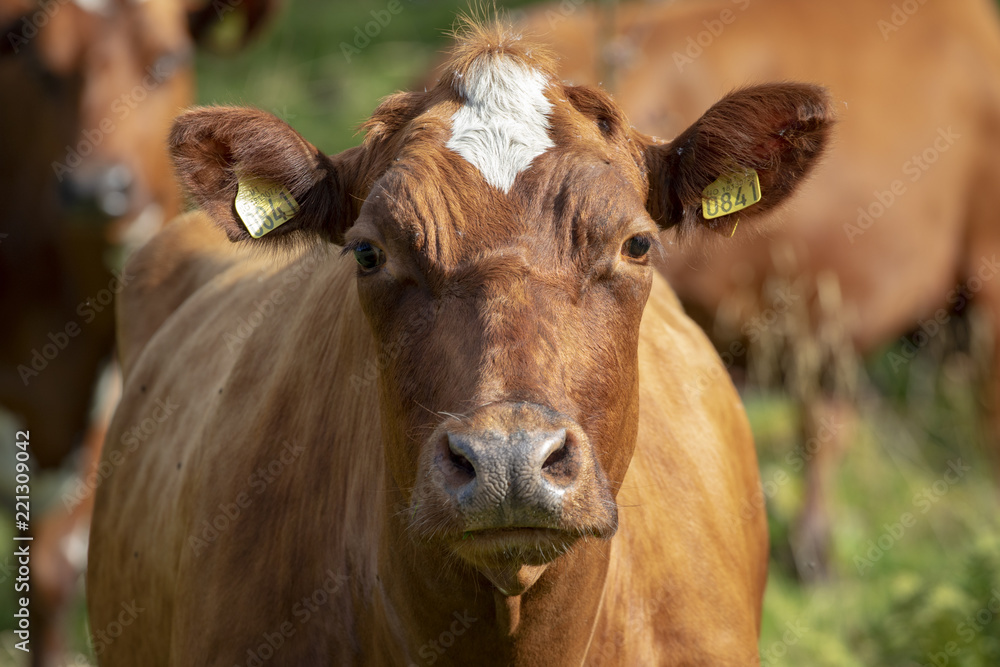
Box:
(446, 56), (554, 193)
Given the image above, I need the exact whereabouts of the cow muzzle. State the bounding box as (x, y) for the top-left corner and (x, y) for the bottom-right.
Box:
(443, 424), (573, 529)
(411, 402), (617, 581)
(59, 162), (134, 222)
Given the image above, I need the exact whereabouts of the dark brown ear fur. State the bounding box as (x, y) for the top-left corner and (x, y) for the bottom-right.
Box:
(169, 106), (364, 245)
(643, 83), (834, 234)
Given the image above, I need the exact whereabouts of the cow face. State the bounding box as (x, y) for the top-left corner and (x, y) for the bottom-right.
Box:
(1, 0), (194, 246)
(170, 25), (831, 592)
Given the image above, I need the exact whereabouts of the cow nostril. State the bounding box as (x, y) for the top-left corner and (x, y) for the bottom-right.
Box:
(102, 163), (133, 191)
(540, 431), (575, 482)
(449, 449), (475, 477)
(441, 433), (476, 484)
(542, 443), (568, 470)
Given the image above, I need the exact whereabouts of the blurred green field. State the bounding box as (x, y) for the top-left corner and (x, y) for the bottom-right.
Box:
(3, 0), (1000, 665)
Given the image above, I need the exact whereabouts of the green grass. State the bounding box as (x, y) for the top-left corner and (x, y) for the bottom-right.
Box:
(4, 1), (1000, 664)
(749, 336), (1000, 666)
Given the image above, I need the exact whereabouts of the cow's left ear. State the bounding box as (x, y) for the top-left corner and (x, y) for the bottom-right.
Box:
(642, 83), (834, 234)
(169, 106), (366, 244)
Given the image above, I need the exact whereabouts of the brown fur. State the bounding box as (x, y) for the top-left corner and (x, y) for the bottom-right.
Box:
(1, 0), (193, 464)
(511, 0), (1000, 578)
(1, 1), (280, 662)
(88, 21), (832, 665)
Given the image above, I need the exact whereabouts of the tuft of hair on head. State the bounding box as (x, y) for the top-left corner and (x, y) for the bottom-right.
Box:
(439, 7), (558, 96)
(358, 8), (558, 155)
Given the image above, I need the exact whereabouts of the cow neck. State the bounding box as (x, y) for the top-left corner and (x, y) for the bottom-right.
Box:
(369, 485), (614, 665)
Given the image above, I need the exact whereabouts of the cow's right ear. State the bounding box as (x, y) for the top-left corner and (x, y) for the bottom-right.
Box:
(169, 106), (365, 245)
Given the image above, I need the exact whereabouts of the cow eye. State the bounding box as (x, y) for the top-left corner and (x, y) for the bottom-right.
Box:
(622, 235), (652, 260)
(353, 242), (385, 271)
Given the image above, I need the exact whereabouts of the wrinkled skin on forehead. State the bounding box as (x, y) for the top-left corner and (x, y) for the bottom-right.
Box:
(511, 0), (1000, 581)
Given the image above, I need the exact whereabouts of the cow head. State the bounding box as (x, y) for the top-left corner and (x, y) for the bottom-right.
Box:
(0, 0), (276, 246)
(170, 24), (831, 594)
(0, 0), (194, 245)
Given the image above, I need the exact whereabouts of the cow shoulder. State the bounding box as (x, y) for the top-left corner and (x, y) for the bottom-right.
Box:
(622, 273), (766, 656)
(117, 211), (238, 376)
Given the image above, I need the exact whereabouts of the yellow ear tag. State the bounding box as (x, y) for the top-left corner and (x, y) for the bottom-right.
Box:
(701, 169), (762, 229)
(235, 176), (300, 238)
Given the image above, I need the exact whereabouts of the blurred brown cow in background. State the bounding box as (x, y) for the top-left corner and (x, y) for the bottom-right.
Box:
(508, 0), (1000, 580)
(0, 0), (277, 663)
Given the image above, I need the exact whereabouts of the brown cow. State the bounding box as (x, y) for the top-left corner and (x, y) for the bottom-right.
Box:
(513, 0), (1000, 579)
(1, 0), (194, 467)
(87, 22), (831, 665)
(0, 0), (274, 662)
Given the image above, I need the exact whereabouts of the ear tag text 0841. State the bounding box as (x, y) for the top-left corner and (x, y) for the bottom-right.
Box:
(235, 175), (300, 238)
(701, 169), (762, 235)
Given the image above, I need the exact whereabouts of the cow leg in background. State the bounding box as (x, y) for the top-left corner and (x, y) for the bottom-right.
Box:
(790, 396), (856, 582)
(777, 271), (859, 583)
(32, 361), (121, 667)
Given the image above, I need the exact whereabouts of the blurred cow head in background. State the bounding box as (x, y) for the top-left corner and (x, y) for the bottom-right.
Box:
(0, 1), (277, 663)
(0, 0), (278, 466)
(1, 0), (193, 248)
